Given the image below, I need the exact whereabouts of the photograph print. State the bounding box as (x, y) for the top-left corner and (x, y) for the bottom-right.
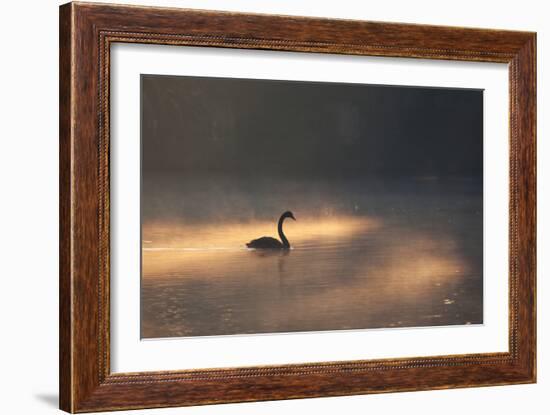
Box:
(140, 74), (483, 339)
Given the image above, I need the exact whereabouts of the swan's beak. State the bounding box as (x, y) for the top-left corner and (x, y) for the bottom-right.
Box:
(291, 215), (296, 221)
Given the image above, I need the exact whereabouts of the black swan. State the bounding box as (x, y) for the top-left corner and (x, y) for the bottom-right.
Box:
(246, 211), (296, 249)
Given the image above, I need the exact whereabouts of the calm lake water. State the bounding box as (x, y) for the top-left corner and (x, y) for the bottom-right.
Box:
(141, 177), (483, 338)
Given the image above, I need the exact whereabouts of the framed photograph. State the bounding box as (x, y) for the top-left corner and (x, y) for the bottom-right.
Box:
(59, 2), (536, 412)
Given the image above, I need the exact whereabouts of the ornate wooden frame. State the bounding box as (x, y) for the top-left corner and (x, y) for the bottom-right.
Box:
(59, 2), (536, 412)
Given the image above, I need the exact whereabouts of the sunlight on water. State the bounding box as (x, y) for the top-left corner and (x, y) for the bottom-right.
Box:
(143, 216), (380, 250)
(141, 199), (482, 338)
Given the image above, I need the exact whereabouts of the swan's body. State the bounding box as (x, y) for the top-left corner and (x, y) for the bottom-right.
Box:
(246, 236), (286, 249)
(246, 211), (296, 249)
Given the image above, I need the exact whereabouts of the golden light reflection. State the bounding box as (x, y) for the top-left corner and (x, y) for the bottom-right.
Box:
(141, 214), (481, 337)
(142, 216), (381, 250)
(278, 235), (470, 325)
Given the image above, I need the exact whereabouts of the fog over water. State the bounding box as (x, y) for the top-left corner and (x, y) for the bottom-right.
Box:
(140, 75), (483, 338)
(141, 176), (482, 338)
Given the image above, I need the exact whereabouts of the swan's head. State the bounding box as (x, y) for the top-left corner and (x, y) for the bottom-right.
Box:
(282, 211), (296, 221)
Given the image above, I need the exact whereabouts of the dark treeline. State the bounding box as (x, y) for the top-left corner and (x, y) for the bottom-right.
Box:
(141, 75), (483, 179)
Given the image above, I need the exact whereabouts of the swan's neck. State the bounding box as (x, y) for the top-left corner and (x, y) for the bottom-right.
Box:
(278, 216), (290, 248)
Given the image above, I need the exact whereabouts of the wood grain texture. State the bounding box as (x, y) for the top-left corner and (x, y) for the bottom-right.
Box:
(59, 2), (536, 412)
(59, 3), (73, 411)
